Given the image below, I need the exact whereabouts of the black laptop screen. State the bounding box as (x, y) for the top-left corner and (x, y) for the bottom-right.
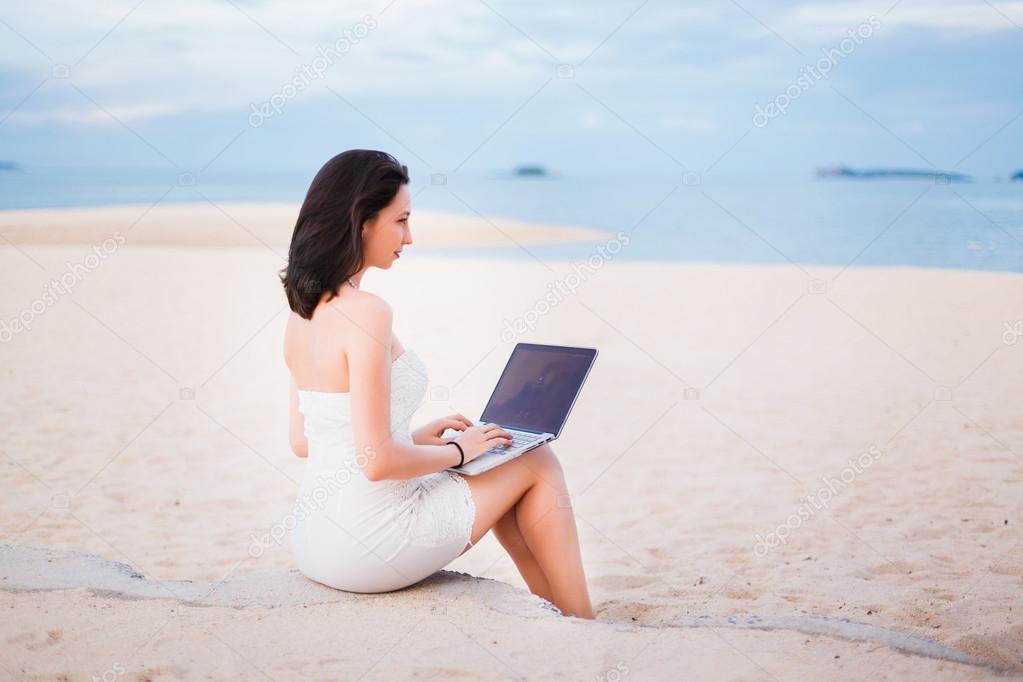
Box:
(480, 344), (596, 436)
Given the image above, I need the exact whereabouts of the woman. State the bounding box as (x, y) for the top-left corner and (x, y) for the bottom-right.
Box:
(281, 150), (594, 619)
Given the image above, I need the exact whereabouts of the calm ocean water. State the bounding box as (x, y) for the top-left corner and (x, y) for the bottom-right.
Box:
(2, 165), (1021, 272)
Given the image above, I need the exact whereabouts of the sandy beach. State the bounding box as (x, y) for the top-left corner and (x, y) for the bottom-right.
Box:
(1, 202), (1021, 680)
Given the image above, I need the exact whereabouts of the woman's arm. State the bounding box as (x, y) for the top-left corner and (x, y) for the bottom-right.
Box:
(289, 379), (308, 458)
(345, 294), (464, 481)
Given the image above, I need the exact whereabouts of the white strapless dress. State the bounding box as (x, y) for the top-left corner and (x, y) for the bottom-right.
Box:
(290, 348), (477, 593)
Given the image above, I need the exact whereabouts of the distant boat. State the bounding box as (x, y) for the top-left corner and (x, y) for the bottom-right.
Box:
(513, 164), (548, 177)
(1011, 170), (1023, 182)
(817, 165), (970, 182)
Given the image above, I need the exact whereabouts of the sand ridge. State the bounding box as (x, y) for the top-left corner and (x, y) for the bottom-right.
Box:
(2, 543), (1014, 678)
(0, 201), (612, 249)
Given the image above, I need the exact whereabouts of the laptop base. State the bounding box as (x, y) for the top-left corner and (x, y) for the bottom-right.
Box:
(445, 430), (555, 476)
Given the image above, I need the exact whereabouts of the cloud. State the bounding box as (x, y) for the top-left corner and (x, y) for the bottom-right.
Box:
(0, 0), (1018, 178)
(785, 1), (1023, 38)
(0, 0), (560, 124)
(656, 115), (717, 133)
(0, 0), (808, 129)
(577, 111), (604, 130)
(7, 101), (182, 125)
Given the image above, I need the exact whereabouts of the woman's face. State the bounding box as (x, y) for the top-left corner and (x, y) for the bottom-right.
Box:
(361, 184), (412, 269)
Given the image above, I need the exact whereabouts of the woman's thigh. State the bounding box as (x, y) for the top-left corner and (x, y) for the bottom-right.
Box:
(460, 444), (566, 545)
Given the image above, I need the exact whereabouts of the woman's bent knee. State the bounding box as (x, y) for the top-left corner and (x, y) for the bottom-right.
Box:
(519, 445), (565, 486)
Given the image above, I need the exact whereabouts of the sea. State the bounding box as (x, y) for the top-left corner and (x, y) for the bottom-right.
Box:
(1, 165), (1020, 273)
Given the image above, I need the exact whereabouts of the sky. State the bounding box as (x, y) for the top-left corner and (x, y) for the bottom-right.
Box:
(0, 0), (1021, 180)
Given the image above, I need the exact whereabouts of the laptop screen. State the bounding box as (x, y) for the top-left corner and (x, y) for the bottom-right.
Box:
(480, 344), (597, 436)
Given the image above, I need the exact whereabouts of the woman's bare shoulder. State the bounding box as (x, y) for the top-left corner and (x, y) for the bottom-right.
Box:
(317, 290), (395, 355)
(321, 289), (392, 329)
(283, 292), (389, 342)
(343, 289), (392, 316)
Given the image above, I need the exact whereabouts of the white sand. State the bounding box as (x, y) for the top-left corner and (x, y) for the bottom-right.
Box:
(0, 203), (1020, 679)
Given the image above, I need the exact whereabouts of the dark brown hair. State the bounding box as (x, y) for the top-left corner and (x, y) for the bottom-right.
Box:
(280, 150), (409, 319)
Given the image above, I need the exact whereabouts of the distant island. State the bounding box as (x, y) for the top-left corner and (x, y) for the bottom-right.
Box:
(0, 160), (19, 171)
(817, 165), (971, 182)
(513, 164), (548, 177)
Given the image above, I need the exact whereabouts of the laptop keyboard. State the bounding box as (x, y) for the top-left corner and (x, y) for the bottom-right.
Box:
(481, 428), (545, 457)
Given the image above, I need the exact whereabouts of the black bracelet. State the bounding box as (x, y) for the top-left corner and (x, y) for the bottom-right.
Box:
(448, 441), (465, 467)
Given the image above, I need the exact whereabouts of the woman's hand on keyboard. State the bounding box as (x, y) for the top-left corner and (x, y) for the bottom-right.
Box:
(412, 413), (473, 446)
(451, 423), (513, 462)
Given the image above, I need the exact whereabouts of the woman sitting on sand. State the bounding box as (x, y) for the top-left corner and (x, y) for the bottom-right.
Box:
(280, 149), (594, 619)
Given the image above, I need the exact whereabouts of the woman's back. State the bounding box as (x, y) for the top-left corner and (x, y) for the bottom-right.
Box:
(284, 292), (363, 394)
(286, 294), (477, 594)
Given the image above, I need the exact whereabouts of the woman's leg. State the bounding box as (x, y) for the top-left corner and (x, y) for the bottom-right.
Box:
(492, 503), (554, 603)
(457, 489), (555, 600)
(458, 444), (594, 619)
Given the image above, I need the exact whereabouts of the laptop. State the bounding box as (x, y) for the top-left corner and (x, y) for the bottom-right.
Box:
(444, 343), (598, 476)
